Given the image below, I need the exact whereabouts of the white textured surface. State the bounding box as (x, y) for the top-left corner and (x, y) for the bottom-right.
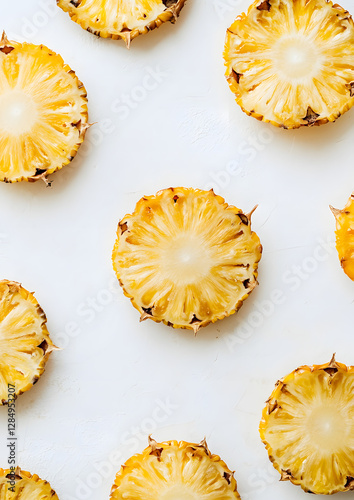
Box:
(0, 0), (354, 499)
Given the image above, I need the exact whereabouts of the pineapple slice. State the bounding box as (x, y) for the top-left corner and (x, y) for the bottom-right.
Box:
(0, 468), (59, 499)
(0, 32), (88, 183)
(0, 280), (56, 405)
(224, 0), (354, 129)
(112, 187), (262, 333)
(330, 194), (354, 280)
(57, 0), (187, 47)
(260, 356), (354, 495)
(110, 438), (240, 500)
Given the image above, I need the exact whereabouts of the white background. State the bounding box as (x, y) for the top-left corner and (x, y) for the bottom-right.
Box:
(0, 0), (354, 499)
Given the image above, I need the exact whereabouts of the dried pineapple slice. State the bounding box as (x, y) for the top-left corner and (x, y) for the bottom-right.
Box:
(57, 0), (187, 47)
(0, 280), (56, 405)
(260, 356), (354, 495)
(0, 33), (88, 183)
(0, 468), (59, 499)
(224, 0), (354, 129)
(110, 438), (240, 500)
(112, 187), (262, 333)
(330, 194), (354, 280)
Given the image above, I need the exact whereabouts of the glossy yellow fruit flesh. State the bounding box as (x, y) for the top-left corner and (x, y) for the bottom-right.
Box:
(112, 187), (262, 333)
(110, 438), (240, 500)
(224, 0), (354, 129)
(331, 194), (354, 280)
(57, 0), (187, 47)
(0, 33), (88, 183)
(0, 280), (56, 404)
(260, 356), (354, 494)
(0, 468), (59, 500)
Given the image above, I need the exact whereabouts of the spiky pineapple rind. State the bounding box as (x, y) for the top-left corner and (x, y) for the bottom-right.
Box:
(0, 33), (89, 183)
(260, 356), (354, 494)
(112, 187), (262, 333)
(224, 0), (354, 129)
(0, 280), (56, 405)
(110, 438), (240, 499)
(57, 0), (187, 47)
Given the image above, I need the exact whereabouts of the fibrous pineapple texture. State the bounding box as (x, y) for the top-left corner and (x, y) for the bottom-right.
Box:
(330, 194), (354, 280)
(0, 468), (59, 499)
(110, 438), (240, 500)
(112, 187), (262, 333)
(224, 0), (354, 129)
(0, 280), (56, 404)
(57, 0), (187, 47)
(0, 33), (88, 183)
(260, 356), (354, 494)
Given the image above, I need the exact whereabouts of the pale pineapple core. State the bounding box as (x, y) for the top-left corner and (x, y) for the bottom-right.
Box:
(159, 234), (212, 284)
(272, 35), (323, 81)
(0, 90), (38, 135)
(307, 405), (346, 450)
(161, 486), (196, 500)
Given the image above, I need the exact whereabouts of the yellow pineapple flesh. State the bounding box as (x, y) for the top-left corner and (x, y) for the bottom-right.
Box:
(112, 187), (262, 333)
(57, 0), (187, 47)
(110, 438), (240, 500)
(0, 468), (59, 499)
(0, 33), (88, 183)
(0, 280), (56, 404)
(224, 0), (354, 129)
(260, 356), (354, 494)
(330, 194), (354, 280)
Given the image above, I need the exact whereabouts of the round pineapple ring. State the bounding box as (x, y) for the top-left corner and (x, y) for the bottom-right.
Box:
(0, 468), (59, 499)
(260, 356), (354, 494)
(224, 0), (354, 129)
(57, 0), (187, 47)
(331, 193), (354, 280)
(0, 33), (88, 183)
(0, 280), (56, 405)
(110, 438), (240, 500)
(112, 188), (262, 333)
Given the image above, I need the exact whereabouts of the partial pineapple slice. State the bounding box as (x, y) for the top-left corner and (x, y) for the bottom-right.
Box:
(224, 0), (354, 129)
(260, 356), (354, 495)
(0, 280), (56, 405)
(0, 33), (88, 183)
(112, 187), (262, 333)
(57, 0), (187, 47)
(0, 468), (59, 499)
(330, 194), (354, 280)
(110, 438), (240, 500)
